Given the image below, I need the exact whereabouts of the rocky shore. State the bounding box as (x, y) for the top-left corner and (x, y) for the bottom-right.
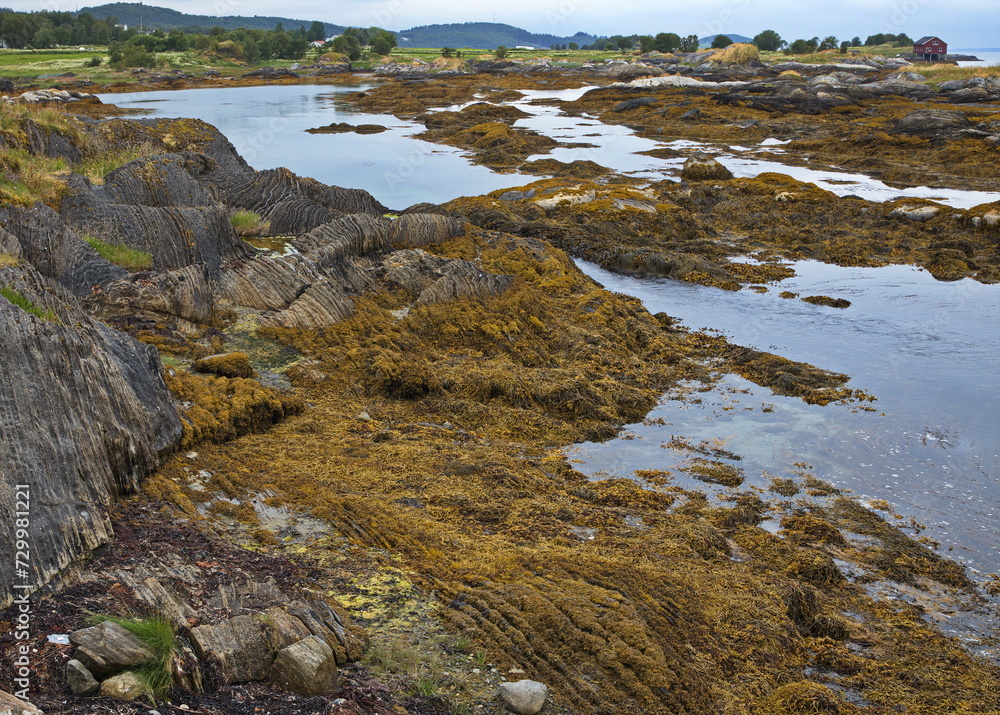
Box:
(1, 50), (999, 714)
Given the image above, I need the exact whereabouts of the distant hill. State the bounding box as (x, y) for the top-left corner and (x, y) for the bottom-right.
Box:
(698, 33), (753, 48)
(395, 22), (600, 50)
(78, 3), (343, 36)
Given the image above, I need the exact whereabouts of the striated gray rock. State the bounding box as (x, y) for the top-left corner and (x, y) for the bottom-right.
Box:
(293, 214), (391, 267)
(271, 635), (339, 697)
(264, 197), (337, 236)
(60, 197), (251, 274)
(0, 263), (181, 609)
(381, 249), (514, 305)
(65, 659), (100, 696)
(222, 167), (387, 220)
(262, 280), (355, 329)
(25, 119), (82, 163)
(389, 213), (466, 248)
(88, 264), (216, 326)
(69, 621), (155, 680)
(98, 671), (148, 701)
(98, 153), (218, 208)
(190, 614), (274, 687)
(0, 204), (127, 296)
(894, 110), (974, 139)
(499, 679), (548, 715)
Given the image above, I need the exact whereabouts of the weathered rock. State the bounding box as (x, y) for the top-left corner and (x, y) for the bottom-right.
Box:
(65, 659), (100, 696)
(262, 280), (356, 329)
(0, 263), (181, 608)
(262, 606), (313, 650)
(264, 198), (337, 236)
(271, 635), (339, 696)
(88, 264), (215, 326)
(681, 153), (733, 181)
(222, 167), (387, 220)
(612, 97), (659, 112)
(293, 214), (391, 267)
(25, 119), (82, 163)
(190, 614), (274, 686)
(69, 621), (155, 680)
(894, 110), (974, 139)
(389, 213), (466, 248)
(499, 679), (548, 715)
(98, 153), (218, 208)
(0, 204), (127, 296)
(171, 641), (204, 694)
(98, 671), (149, 701)
(0, 690), (43, 714)
(890, 204), (941, 222)
(285, 600), (366, 666)
(192, 352), (256, 379)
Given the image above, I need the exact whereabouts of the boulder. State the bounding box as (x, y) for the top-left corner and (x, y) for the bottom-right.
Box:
(0, 690), (43, 714)
(271, 635), (339, 696)
(65, 659), (100, 696)
(190, 614), (274, 686)
(681, 153), (733, 181)
(890, 204), (941, 222)
(499, 679), (548, 715)
(98, 671), (149, 701)
(611, 97), (659, 112)
(69, 621), (156, 680)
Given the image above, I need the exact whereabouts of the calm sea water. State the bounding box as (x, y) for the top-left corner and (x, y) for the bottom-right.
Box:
(98, 83), (1000, 579)
(954, 50), (1000, 67)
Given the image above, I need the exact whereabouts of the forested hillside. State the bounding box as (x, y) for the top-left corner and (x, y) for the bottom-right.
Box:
(395, 22), (599, 49)
(78, 2), (342, 35)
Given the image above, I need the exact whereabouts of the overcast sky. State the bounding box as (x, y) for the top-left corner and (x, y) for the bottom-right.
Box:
(22, 0), (1000, 47)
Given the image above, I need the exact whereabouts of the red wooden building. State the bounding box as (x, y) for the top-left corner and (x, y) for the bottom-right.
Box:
(913, 36), (947, 61)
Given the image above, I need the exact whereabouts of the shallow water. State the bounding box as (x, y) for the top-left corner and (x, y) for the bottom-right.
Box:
(570, 260), (1000, 577)
(98, 84), (534, 209)
(98, 82), (1000, 578)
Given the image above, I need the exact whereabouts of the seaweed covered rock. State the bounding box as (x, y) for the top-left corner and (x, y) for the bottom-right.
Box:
(193, 352), (257, 379)
(681, 152), (734, 181)
(0, 261), (181, 608)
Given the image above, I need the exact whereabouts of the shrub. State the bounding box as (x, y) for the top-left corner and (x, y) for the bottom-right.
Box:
(86, 56), (103, 68)
(82, 235), (153, 271)
(495, 45), (509, 59)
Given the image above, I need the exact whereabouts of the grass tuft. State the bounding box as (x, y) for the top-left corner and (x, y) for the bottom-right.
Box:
(230, 209), (268, 236)
(0, 285), (56, 320)
(82, 235), (153, 271)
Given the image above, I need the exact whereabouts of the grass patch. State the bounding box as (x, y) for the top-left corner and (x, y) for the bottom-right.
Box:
(77, 141), (163, 185)
(0, 253), (20, 267)
(363, 637), (448, 697)
(229, 209), (267, 236)
(88, 614), (177, 697)
(0, 285), (55, 320)
(83, 235), (153, 271)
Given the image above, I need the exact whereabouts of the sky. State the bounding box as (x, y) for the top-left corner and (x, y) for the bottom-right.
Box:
(16, 0), (1000, 47)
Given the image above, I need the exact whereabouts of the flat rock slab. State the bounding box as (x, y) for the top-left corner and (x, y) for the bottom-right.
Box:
(69, 621), (155, 680)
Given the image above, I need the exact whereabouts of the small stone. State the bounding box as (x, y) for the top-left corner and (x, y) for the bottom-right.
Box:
(357, 410), (371, 421)
(99, 671), (149, 701)
(179, 706), (190, 711)
(499, 679), (548, 715)
(508, 667), (526, 674)
(186, 451), (198, 460)
(65, 659), (99, 696)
